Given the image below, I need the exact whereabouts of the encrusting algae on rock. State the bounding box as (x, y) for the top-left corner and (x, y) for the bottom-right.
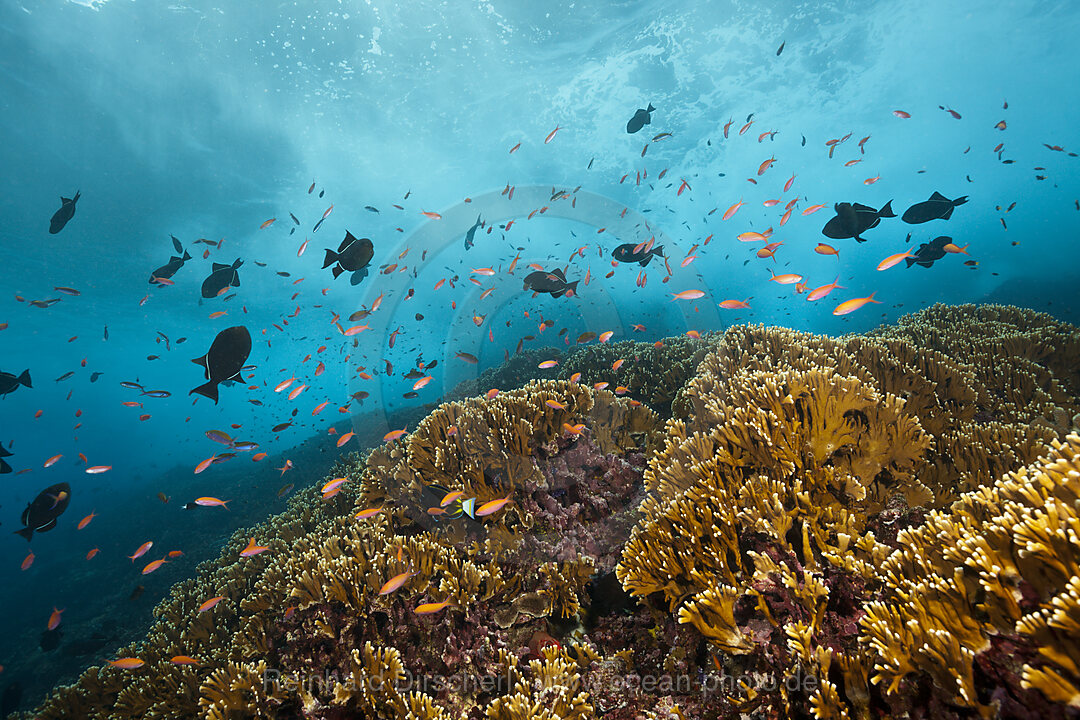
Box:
(23, 304), (1080, 719)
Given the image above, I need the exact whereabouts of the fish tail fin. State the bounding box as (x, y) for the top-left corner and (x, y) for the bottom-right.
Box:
(647, 103), (655, 112)
(182, 251), (192, 262)
(232, 258), (244, 269)
(14, 526), (33, 541)
(878, 200), (895, 218)
(868, 292), (881, 303)
(652, 245), (665, 257)
(566, 281), (579, 297)
(954, 195), (969, 207)
(322, 249), (339, 269)
(18, 370), (31, 388)
(189, 381), (219, 404)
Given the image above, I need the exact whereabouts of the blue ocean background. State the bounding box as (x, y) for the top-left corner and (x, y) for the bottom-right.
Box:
(0, 0), (1078, 711)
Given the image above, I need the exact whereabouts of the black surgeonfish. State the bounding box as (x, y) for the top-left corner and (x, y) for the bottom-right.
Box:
(190, 326), (251, 403)
(613, 242), (665, 267)
(200, 259), (243, 298)
(0, 443), (13, 474)
(323, 231), (374, 285)
(49, 191), (80, 234)
(150, 250), (192, 283)
(902, 192), (969, 224)
(822, 201), (895, 242)
(905, 236), (953, 268)
(626, 103), (655, 134)
(15, 482), (71, 540)
(524, 268), (579, 298)
(0, 369), (32, 398)
(463, 215), (482, 250)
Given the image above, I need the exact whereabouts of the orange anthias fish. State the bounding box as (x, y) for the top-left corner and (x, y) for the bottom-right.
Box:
(757, 156), (776, 176)
(722, 199), (744, 221)
(877, 251), (914, 271)
(671, 290), (705, 301)
(77, 510), (97, 530)
(801, 204), (826, 215)
(414, 600), (454, 615)
(719, 299), (750, 309)
(259, 218), (276, 230)
(48, 607), (64, 630)
(815, 243), (839, 257)
(240, 538), (269, 558)
(383, 428), (407, 442)
(806, 276), (844, 302)
(170, 656), (201, 666)
(198, 596), (226, 612)
(107, 658), (145, 670)
(833, 293), (881, 315)
(129, 541), (153, 562)
(195, 497), (230, 509)
(544, 125), (561, 144)
(475, 495), (513, 517)
(768, 270), (803, 284)
(142, 557), (167, 575)
(378, 570), (416, 595)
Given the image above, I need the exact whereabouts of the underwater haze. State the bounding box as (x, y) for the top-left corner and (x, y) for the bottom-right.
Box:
(1, 0), (1079, 717)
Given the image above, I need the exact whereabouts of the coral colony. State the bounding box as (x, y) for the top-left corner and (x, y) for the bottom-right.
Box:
(26, 304), (1080, 719)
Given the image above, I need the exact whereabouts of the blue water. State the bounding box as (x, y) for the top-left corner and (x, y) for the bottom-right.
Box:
(1, 0), (1078, 711)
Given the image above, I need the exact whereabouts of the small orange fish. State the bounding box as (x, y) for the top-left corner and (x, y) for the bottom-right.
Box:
(384, 428), (407, 442)
(768, 270), (803, 284)
(142, 558), (167, 575)
(414, 600), (454, 615)
(259, 218), (276, 229)
(194, 455), (216, 474)
(806, 277), (844, 302)
(240, 538), (269, 558)
(85, 465), (111, 474)
(545, 399), (566, 410)
(599, 330), (613, 343)
(737, 231), (767, 243)
(195, 497), (230, 509)
(994, 120), (1007, 130)
(107, 658), (145, 670)
(336, 431), (355, 447)
(509, 142), (521, 153)
(354, 507), (383, 520)
(671, 290), (705, 301)
(486, 388), (500, 399)
(77, 510), (97, 530)
(943, 243), (970, 255)
(170, 656), (201, 666)
(877, 251), (914, 271)
(722, 199), (744, 221)
(563, 423), (585, 435)
(612, 359), (625, 371)
(48, 607), (64, 630)
(833, 293), (881, 315)
(129, 541), (153, 561)
(784, 174), (796, 192)
(421, 211), (442, 219)
(198, 596), (226, 612)
(208, 311), (226, 319)
(815, 243), (839, 257)
(378, 570), (416, 595)
(757, 156), (777, 175)
(863, 176), (880, 185)
(21, 551), (34, 571)
(719, 299), (750, 309)
(801, 204), (826, 215)
(544, 125), (561, 144)
(538, 360), (559, 369)
(475, 495), (513, 517)
(86, 548), (99, 560)
(893, 110), (911, 118)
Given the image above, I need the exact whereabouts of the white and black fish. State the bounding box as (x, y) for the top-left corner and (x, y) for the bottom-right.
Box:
(626, 103), (655, 134)
(15, 482), (71, 540)
(190, 326), (251, 403)
(323, 231), (374, 285)
(200, 258), (243, 298)
(0, 369), (31, 398)
(902, 192), (969, 224)
(49, 191), (80, 234)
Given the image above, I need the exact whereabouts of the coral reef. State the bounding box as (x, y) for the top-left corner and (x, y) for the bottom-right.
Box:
(24, 304), (1080, 720)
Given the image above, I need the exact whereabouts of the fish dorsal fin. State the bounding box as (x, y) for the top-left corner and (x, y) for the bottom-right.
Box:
(191, 355), (207, 367)
(852, 203), (876, 213)
(212, 262), (228, 272)
(552, 268), (567, 280)
(930, 191), (948, 201)
(61, 196), (71, 204)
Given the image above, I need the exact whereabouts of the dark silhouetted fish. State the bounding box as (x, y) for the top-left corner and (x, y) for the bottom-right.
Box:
(0, 369), (31, 398)
(323, 232), (373, 285)
(0, 443), (12, 474)
(49, 191), (80, 234)
(822, 201), (895, 243)
(524, 268), (579, 298)
(40, 629), (63, 652)
(150, 250), (192, 284)
(905, 236), (952, 268)
(613, 242), (665, 267)
(626, 103), (655, 134)
(200, 259), (243, 298)
(15, 482), (71, 540)
(190, 326), (251, 403)
(463, 215), (482, 250)
(902, 192), (968, 224)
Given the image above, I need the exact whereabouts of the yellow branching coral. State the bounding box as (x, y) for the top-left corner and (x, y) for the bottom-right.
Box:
(861, 434), (1080, 713)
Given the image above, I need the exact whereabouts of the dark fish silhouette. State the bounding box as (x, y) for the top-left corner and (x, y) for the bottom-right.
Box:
(39, 628), (62, 652)
(906, 236), (952, 268)
(15, 482), (71, 540)
(171, 235), (183, 254)
(626, 103), (655, 134)
(150, 250), (192, 283)
(463, 215), (482, 250)
(776, 40), (785, 56)
(524, 268), (578, 298)
(0, 443), (12, 474)
(822, 201), (895, 242)
(0, 369), (32, 398)
(902, 192), (968, 224)
(613, 242), (665, 267)
(190, 326), (251, 403)
(49, 191), (80, 234)
(200, 258), (243, 298)
(323, 232), (374, 285)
